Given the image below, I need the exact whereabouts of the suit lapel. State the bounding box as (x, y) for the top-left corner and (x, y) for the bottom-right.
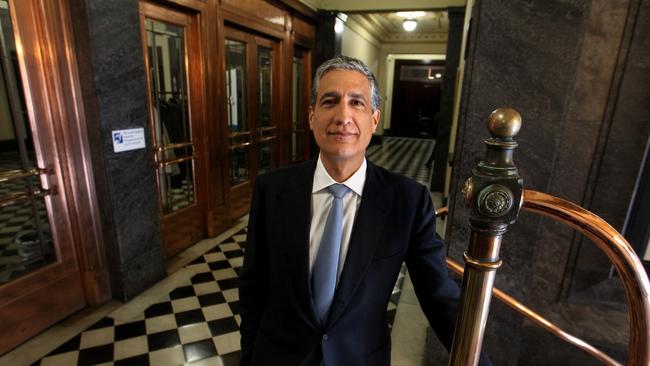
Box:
(277, 159), (320, 329)
(327, 161), (391, 326)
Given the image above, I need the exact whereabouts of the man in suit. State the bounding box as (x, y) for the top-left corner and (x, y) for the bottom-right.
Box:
(239, 55), (490, 366)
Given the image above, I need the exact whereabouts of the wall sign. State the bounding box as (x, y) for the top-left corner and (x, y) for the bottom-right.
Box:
(112, 128), (146, 153)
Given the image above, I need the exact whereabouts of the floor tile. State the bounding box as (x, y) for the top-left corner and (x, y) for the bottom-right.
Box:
(147, 329), (181, 352)
(39, 351), (79, 366)
(183, 339), (217, 363)
(171, 296), (201, 313)
(114, 353), (149, 366)
(201, 303), (233, 321)
(216, 278), (238, 291)
(208, 260), (231, 271)
(192, 281), (220, 295)
(178, 322), (212, 344)
(148, 345), (185, 366)
(169, 285), (196, 300)
(218, 243), (240, 252)
(227, 257), (243, 268)
(207, 318), (239, 337)
(204, 252), (226, 263)
(213, 332), (240, 355)
(191, 272), (216, 284)
(77, 343), (114, 365)
(113, 335), (148, 361)
(79, 327), (114, 349)
(219, 351), (241, 366)
(47, 334), (81, 355)
(197, 292), (226, 307)
(175, 309), (205, 327)
(221, 289), (238, 303)
(212, 268), (237, 281)
(223, 249), (244, 259)
(114, 320), (146, 341)
(145, 314), (178, 334)
(144, 302), (173, 318)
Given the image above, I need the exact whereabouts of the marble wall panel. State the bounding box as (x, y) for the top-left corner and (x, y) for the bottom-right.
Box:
(76, 0), (166, 300)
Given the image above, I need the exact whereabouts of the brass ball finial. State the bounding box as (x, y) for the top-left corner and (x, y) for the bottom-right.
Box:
(487, 107), (522, 138)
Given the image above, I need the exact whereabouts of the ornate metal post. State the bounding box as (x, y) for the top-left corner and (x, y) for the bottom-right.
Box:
(449, 107), (524, 366)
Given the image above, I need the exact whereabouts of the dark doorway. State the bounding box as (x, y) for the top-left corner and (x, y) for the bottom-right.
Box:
(389, 60), (444, 139)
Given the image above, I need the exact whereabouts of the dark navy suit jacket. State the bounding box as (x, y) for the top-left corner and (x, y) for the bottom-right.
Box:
(239, 158), (489, 365)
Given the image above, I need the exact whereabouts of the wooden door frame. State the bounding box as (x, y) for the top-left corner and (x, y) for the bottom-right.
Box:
(0, 0), (110, 353)
(139, 1), (209, 258)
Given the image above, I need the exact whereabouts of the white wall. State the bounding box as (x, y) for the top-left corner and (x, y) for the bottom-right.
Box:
(341, 19), (381, 75)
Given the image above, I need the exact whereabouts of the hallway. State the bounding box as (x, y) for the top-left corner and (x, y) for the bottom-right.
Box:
(2, 137), (437, 366)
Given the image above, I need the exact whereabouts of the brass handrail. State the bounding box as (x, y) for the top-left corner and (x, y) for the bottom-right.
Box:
(154, 142), (194, 152)
(229, 142), (252, 150)
(156, 155), (194, 168)
(0, 168), (49, 183)
(0, 189), (55, 208)
(258, 136), (277, 143)
(436, 197), (650, 365)
(522, 189), (650, 365)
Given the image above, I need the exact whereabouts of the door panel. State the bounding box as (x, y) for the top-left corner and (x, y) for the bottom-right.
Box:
(224, 27), (279, 219)
(140, 2), (207, 258)
(0, 0), (86, 353)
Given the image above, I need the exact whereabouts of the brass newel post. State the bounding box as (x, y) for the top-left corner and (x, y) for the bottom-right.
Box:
(449, 108), (524, 366)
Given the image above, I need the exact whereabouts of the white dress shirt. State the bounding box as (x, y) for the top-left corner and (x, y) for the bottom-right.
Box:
(309, 155), (367, 283)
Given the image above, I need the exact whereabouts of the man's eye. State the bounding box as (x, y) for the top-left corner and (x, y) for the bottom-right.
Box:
(352, 100), (365, 107)
(321, 100), (333, 106)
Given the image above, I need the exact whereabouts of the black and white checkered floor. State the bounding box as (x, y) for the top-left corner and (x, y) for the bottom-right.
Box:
(26, 137), (434, 366)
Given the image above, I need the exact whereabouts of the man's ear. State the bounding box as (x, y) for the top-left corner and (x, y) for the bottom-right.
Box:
(372, 109), (380, 133)
(308, 106), (314, 130)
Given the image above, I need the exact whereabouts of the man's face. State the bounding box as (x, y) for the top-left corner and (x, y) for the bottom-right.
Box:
(309, 69), (380, 164)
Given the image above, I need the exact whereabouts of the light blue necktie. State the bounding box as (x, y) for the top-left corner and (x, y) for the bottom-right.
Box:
(312, 183), (350, 324)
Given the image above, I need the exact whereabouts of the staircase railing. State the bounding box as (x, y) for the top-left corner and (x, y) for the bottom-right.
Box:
(442, 108), (650, 366)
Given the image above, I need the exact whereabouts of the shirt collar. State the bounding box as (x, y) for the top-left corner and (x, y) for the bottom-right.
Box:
(312, 154), (367, 196)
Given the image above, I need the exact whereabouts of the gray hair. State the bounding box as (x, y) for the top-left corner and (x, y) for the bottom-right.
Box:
(310, 55), (381, 112)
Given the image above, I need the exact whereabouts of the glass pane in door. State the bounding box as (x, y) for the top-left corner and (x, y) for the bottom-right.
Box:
(258, 46), (272, 128)
(291, 55), (303, 161)
(225, 39), (249, 186)
(145, 18), (195, 213)
(258, 46), (274, 173)
(0, 0), (55, 284)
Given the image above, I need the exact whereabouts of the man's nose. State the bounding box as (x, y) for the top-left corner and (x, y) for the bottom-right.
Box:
(334, 103), (352, 125)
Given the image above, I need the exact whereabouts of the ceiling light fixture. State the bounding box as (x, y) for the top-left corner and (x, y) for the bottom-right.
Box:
(396, 11), (426, 19)
(403, 19), (417, 32)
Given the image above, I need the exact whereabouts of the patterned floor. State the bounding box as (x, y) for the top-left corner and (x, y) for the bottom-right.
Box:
(367, 136), (434, 187)
(29, 137), (434, 366)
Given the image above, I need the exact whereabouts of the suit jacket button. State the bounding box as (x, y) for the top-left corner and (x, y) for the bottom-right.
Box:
(322, 334), (328, 341)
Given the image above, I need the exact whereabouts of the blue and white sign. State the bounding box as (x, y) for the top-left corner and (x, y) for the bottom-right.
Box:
(112, 128), (146, 153)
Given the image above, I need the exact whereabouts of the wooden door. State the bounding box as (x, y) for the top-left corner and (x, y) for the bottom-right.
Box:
(390, 60), (444, 138)
(224, 27), (280, 219)
(140, 2), (207, 257)
(0, 0), (87, 353)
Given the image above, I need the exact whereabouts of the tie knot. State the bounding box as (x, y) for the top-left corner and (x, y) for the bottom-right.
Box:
(328, 184), (350, 199)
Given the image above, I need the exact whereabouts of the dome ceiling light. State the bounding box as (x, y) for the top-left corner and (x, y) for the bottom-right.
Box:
(402, 19), (417, 32)
(396, 11), (426, 32)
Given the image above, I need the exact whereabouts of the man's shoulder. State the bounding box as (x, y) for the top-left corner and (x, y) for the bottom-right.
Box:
(368, 160), (425, 192)
(257, 159), (315, 187)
